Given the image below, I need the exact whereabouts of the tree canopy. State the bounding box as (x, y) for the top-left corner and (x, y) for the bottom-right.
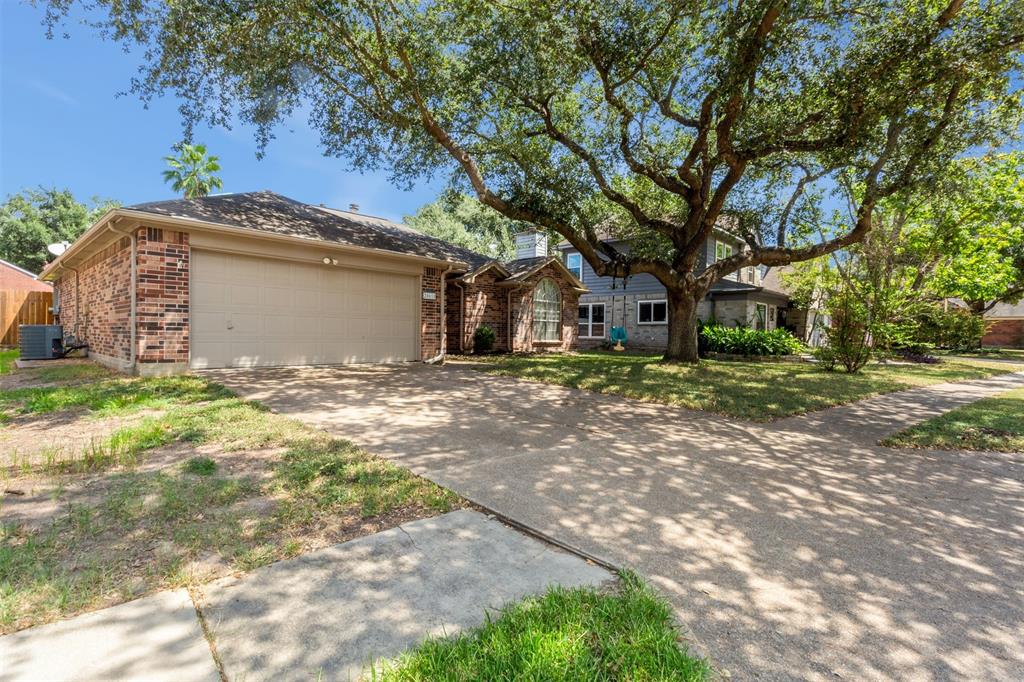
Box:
(0, 188), (118, 273)
(404, 192), (523, 261)
(41, 0), (1024, 359)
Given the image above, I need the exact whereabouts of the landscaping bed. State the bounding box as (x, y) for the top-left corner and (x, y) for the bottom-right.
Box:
(883, 386), (1024, 452)
(464, 351), (1014, 420)
(0, 361), (461, 633)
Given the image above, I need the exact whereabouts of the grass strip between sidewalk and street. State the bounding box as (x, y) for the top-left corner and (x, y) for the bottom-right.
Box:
(373, 571), (710, 681)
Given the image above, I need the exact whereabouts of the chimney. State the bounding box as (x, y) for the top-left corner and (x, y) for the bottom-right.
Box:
(349, 203), (360, 213)
(514, 230), (548, 260)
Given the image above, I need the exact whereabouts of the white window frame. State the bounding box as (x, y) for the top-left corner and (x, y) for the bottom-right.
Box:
(715, 240), (733, 262)
(755, 303), (768, 331)
(533, 277), (562, 342)
(578, 303), (606, 339)
(565, 252), (583, 281)
(637, 299), (668, 326)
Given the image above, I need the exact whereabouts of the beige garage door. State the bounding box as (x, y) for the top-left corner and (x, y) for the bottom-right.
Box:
(190, 250), (419, 368)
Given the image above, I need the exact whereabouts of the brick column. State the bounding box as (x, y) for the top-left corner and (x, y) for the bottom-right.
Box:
(421, 266), (443, 360)
(135, 227), (190, 374)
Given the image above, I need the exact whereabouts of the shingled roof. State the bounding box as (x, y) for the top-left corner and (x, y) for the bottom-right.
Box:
(127, 191), (491, 269)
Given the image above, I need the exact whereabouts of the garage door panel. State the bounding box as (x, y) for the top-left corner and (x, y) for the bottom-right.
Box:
(192, 250), (419, 369)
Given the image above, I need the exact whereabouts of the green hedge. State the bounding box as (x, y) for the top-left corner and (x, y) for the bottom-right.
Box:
(700, 325), (804, 356)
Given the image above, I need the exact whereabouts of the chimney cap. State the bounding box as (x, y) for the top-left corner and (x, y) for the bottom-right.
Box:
(348, 203), (360, 213)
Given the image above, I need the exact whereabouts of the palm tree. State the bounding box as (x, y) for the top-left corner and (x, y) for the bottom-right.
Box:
(162, 143), (224, 198)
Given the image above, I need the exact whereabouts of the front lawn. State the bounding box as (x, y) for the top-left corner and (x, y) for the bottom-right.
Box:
(0, 363), (460, 633)
(374, 571), (709, 681)
(468, 351), (1013, 420)
(0, 349), (17, 375)
(883, 387), (1024, 452)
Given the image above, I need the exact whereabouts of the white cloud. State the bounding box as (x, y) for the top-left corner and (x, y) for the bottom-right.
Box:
(27, 79), (79, 107)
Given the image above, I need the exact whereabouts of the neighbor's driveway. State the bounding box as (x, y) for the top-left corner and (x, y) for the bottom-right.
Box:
(208, 363), (1024, 681)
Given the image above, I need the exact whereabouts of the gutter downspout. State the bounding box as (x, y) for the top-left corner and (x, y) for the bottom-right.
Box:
(424, 264), (453, 364)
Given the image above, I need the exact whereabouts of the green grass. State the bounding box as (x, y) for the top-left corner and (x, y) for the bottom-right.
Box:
(374, 571), (709, 681)
(883, 387), (1024, 452)
(469, 351), (1013, 420)
(0, 374), (232, 417)
(1, 369), (460, 633)
(0, 350), (17, 375)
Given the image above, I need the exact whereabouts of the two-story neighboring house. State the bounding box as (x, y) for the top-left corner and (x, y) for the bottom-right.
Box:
(557, 229), (794, 350)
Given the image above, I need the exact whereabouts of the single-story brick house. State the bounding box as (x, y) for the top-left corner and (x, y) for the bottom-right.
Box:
(982, 301), (1024, 348)
(38, 191), (586, 374)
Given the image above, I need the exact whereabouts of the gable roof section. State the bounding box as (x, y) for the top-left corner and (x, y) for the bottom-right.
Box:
(0, 259), (51, 292)
(125, 191), (491, 269)
(500, 255), (587, 291)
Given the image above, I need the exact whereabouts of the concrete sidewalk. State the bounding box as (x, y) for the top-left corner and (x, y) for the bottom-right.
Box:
(210, 363), (1024, 681)
(0, 510), (610, 682)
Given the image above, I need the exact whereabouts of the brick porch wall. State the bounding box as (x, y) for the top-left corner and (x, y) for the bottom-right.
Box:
(136, 228), (190, 366)
(510, 263), (580, 352)
(455, 270), (509, 352)
(54, 236), (132, 365)
(421, 266), (443, 359)
(983, 318), (1024, 348)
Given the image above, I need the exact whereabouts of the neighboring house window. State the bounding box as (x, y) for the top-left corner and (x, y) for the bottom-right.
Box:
(715, 241), (733, 262)
(565, 252), (583, 281)
(755, 303), (768, 331)
(638, 300), (668, 325)
(745, 267), (756, 284)
(533, 277), (562, 341)
(715, 241), (736, 280)
(578, 303), (606, 338)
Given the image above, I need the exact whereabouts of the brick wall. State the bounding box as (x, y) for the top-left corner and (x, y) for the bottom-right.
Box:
(457, 270), (509, 352)
(510, 263), (580, 352)
(54, 237), (132, 364)
(136, 228), (190, 366)
(421, 266), (443, 359)
(983, 318), (1024, 348)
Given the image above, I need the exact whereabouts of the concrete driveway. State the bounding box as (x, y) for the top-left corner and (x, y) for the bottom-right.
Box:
(208, 363), (1024, 681)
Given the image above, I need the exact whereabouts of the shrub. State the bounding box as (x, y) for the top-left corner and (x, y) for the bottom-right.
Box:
(912, 306), (986, 351)
(819, 291), (872, 373)
(473, 324), (496, 352)
(700, 325), (803, 356)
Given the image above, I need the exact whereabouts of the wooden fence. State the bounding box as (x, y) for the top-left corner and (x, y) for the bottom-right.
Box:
(1, 290), (54, 348)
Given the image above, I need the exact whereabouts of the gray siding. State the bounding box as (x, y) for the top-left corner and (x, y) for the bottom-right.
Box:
(560, 232), (752, 297)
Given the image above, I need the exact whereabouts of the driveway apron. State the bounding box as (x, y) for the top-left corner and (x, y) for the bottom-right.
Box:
(208, 364), (1024, 681)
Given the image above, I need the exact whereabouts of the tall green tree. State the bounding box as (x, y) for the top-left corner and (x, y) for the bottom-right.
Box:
(162, 143), (223, 199)
(405, 192), (522, 261)
(0, 188), (117, 273)
(42, 0), (1024, 361)
(908, 153), (1024, 313)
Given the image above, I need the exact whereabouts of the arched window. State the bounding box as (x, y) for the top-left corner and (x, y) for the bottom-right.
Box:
(533, 277), (561, 342)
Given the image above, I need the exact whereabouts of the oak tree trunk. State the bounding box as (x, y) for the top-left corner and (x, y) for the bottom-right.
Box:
(664, 288), (701, 363)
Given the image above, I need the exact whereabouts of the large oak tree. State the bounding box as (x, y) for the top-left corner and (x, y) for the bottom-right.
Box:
(43, 0), (1024, 360)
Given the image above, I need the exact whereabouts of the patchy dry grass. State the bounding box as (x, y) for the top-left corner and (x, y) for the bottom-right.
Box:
(0, 363), (461, 633)
(883, 387), (1024, 453)
(468, 351), (1014, 420)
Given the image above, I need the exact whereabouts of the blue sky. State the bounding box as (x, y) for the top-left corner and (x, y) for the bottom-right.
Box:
(0, 2), (444, 222)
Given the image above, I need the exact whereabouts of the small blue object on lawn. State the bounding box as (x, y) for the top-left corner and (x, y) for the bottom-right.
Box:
(610, 326), (627, 351)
